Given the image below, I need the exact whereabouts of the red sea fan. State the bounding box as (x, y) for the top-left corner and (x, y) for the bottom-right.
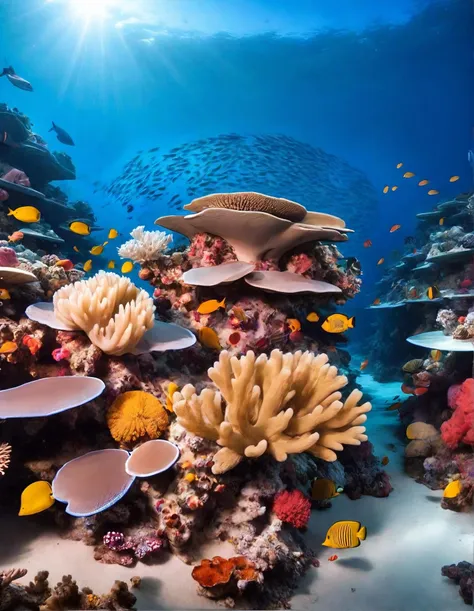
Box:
(441, 379), (474, 449)
(273, 489), (311, 529)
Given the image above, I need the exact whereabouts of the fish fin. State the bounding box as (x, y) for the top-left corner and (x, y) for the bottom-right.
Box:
(219, 298), (226, 309)
(7, 209), (13, 216)
(358, 525), (367, 541)
(349, 316), (356, 329)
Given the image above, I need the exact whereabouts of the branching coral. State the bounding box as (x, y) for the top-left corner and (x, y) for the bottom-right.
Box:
(118, 226), (172, 263)
(0, 442), (11, 476)
(53, 271), (155, 356)
(107, 391), (169, 444)
(173, 349), (371, 474)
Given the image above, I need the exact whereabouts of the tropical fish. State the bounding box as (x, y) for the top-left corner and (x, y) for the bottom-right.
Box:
(228, 332), (241, 345)
(121, 261), (134, 274)
(0, 67), (33, 92)
(426, 286), (441, 300)
(363, 239), (372, 248)
(83, 259), (93, 272)
(403, 172), (415, 178)
(311, 478), (343, 501)
(346, 257), (361, 275)
(73, 246), (80, 253)
(197, 298), (226, 315)
(402, 359), (424, 373)
(458, 316), (466, 324)
(396, 163), (403, 169)
(231, 306), (247, 322)
(287, 318), (301, 333)
(55, 259), (74, 271)
(328, 555), (338, 562)
(49, 122), (74, 146)
(372, 298), (381, 306)
(401, 383), (415, 395)
(377, 258), (384, 266)
(322, 521), (367, 549)
(386, 402), (402, 411)
(383, 185), (389, 194)
(0, 341), (17, 354)
(198, 327), (221, 350)
(439, 218), (445, 226)
(389, 224), (401, 233)
(19, 481), (55, 516)
(108, 228), (119, 239)
(52, 347), (70, 362)
(69, 221), (91, 236)
(8, 206), (40, 223)
(418, 179), (429, 186)
(414, 387), (429, 396)
(449, 176), (460, 182)
(306, 312), (320, 322)
(166, 382), (179, 412)
(90, 244), (105, 256)
(443, 480), (462, 499)
(381, 456), (389, 466)
(321, 314), (355, 334)
(431, 349), (442, 361)
(360, 359), (369, 371)
(428, 189), (439, 196)
(0, 289), (11, 300)
(8, 231), (24, 242)
(391, 186), (398, 191)
(107, 260), (115, 269)
(22, 335), (41, 355)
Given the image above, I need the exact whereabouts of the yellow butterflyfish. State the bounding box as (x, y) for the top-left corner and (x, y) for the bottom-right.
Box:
(8, 206), (41, 223)
(19, 481), (55, 516)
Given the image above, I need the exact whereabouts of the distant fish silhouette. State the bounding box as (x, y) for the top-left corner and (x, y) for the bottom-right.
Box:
(0, 66), (33, 92)
(49, 122), (74, 146)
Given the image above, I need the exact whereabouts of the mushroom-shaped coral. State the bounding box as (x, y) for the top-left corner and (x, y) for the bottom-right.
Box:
(52, 271), (155, 356)
(173, 349), (371, 474)
(124, 439), (179, 476)
(107, 391), (169, 444)
(118, 226), (173, 263)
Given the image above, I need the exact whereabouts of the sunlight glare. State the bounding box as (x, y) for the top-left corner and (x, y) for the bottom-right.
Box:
(67, 0), (118, 20)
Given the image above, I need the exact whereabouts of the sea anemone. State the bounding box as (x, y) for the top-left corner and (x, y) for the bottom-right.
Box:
(106, 390), (169, 444)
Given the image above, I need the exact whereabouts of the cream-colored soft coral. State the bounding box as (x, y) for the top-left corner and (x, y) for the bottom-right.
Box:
(118, 226), (172, 263)
(53, 271), (155, 356)
(173, 349), (371, 474)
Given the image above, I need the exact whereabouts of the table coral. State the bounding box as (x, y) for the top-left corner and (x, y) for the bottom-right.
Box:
(174, 349), (371, 474)
(272, 489), (311, 528)
(107, 390), (169, 444)
(441, 379), (474, 449)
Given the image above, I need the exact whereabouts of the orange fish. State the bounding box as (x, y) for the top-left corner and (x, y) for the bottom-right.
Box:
(418, 179), (429, 186)
(22, 335), (41, 355)
(377, 258), (385, 265)
(372, 298), (381, 306)
(414, 387), (429, 396)
(390, 224), (401, 233)
(287, 318), (301, 333)
(439, 218), (445, 226)
(386, 402), (402, 411)
(428, 189), (439, 196)
(403, 172), (415, 178)
(391, 186), (398, 191)
(363, 240), (372, 248)
(360, 359), (369, 371)
(8, 231), (24, 242)
(383, 185), (389, 194)
(401, 383), (414, 395)
(381, 456), (389, 466)
(0, 341), (17, 354)
(55, 259), (74, 271)
(328, 555), (338, 562)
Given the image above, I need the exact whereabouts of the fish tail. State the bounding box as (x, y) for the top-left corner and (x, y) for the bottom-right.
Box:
(357, 525), (367, 541)
(7, 209), (13, 216)
(49, 122), (55, 132)
(349, 316), (356, 329)
(219, 298), (226, 309)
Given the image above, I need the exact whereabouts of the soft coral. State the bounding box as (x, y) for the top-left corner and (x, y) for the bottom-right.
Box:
(441, 379), (474, 449)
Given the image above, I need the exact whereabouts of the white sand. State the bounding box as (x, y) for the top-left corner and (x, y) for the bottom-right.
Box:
(0, 374), (471, 609)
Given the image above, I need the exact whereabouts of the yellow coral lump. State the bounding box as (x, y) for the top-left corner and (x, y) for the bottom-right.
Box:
(107, 391), (169, 444)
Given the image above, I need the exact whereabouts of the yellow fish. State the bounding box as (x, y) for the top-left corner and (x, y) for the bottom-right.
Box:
(449, 176), (460, 183)
(311, 478), (343, 501)
(306, 312), (320, 322)
(107, 260), (115, 269)
(383, 185), (389, 194)
(121, 261), (134, 274)
(197, 298), (226, 315)
(0, 340), (17, 354)
(73, 246), (80, 253)
(439, 218), (445, 226)
(231, 306), (247, 322)
(418, 179), (429, 186)
(322, 314), (355, 334)
(69, 221), (91, 236)
(198, 327), (221, 350)
(287, 318), (301, 333)
(0, 288), (11, 300)
(428, 189), (439, 196)
(19, 481), (55, 516)
(108, 228), (119, 239)
(90, 244), (105, 256)
(322, 520), (367, 549)
(403, 172), (415, 178)
(443, 479), (462, 499)
(431, 349), (442, 362)
(426, 285), (441, 300)
(83, 259), (93, 272)
(166, 382), (179, 413)
(391, 186), (398, 191)
(396, 163), (403, 169)
(8, 206), (41, 223)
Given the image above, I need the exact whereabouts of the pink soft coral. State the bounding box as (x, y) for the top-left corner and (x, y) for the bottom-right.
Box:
(441, 379), (474, 449)
(0, 247), (18, 267)
(272, 489), (311, 529)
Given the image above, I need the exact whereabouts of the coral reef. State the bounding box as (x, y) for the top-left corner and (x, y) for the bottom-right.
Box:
(117, 226), (172, 263)
(442, 561), (473, 605)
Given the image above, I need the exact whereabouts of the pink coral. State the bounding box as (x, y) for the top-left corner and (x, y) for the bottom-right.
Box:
(286, 252), (314, 275)
(272, 489), (311, 529)
(2, 168), (30, 187)
(0, 189), (8, 202)
(0, 247), (18, 267)
(441, 379), (474, 449)
(103, 531), (166, 560)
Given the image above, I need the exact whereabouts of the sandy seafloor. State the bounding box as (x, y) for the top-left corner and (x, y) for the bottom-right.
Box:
(0, 373), (472, 610)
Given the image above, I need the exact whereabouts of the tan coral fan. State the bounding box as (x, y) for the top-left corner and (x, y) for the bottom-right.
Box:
(174, 349), (371, 474)
(53, 271), (155, 356)
(184, 191), (307, 222)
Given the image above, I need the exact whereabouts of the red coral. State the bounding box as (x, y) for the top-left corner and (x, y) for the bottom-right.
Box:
(441, 379), (474, 449)
(273, 489), (311, 528)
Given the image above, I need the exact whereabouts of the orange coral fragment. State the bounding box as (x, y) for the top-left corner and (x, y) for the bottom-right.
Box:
(191, 556), (259, 588)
